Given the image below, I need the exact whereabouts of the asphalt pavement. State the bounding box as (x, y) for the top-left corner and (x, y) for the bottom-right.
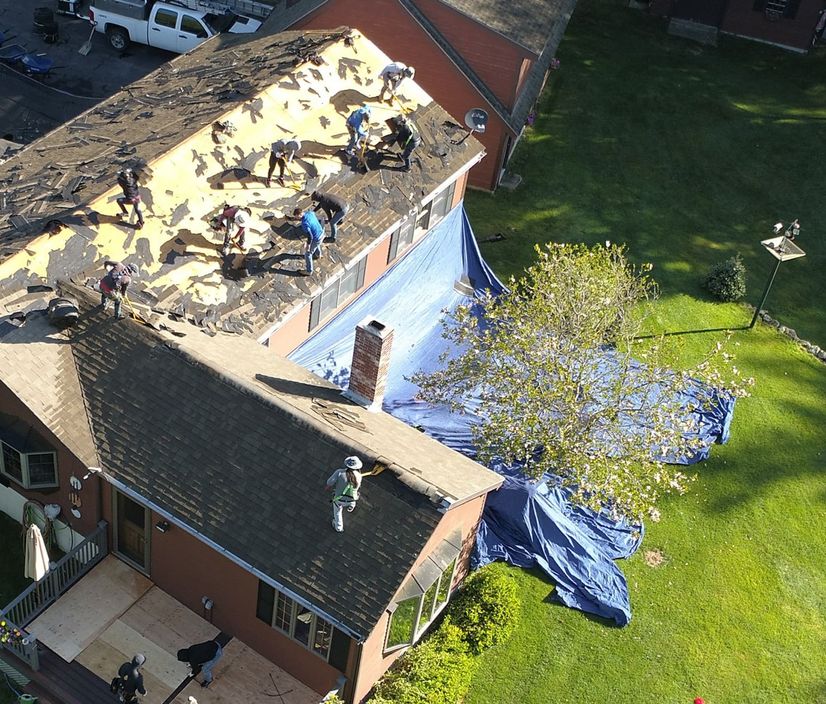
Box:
(0, 0), (172, 143)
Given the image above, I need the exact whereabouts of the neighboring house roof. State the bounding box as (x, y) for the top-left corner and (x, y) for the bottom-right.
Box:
(437, 0), (563, 54)
(0, 28), (484, 338)
(403, 0), (578, 133)
(260, 0), (330, 33)
(0, 289), (501, 638)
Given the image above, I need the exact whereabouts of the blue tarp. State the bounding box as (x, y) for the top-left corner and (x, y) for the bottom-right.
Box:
(290, 205), (733, 625)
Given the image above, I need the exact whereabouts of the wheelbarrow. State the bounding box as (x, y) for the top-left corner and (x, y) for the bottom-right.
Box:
(0, 44), (25, 63)
(21, 52), (54, 76)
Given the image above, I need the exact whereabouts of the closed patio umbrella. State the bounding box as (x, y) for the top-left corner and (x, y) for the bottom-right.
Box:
(24, 524), (49, 582)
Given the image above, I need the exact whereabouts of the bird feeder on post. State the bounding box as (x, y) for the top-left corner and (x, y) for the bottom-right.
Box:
(749, 221), (806, 329)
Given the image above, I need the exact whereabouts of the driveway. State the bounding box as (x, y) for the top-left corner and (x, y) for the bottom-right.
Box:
(0, 0), (172, 143)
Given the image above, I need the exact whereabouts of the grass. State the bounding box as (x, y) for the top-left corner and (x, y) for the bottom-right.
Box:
(462, 2), (826, 703)
(0, 512), (27, 704)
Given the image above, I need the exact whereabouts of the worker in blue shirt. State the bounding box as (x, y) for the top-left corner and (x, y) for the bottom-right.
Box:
(345, 105), (371, 156)
(294, 207), (325, 275)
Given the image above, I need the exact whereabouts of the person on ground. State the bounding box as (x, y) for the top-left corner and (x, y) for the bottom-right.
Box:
(177, 639), (223, 689)
(99, 260), (138, 320)
(311, 191), (349, 242)
(383, 115), (421, 172)
(325, 456), (363, 533)
(294, 207), (325, 276)
(378, 61), (415, 102)
(217, 204), (252, 256)
(114, 653), (146, 703)
(266, 137), (301, 187)
(345, 105), (371, 157)
(116, 168), (145, 229)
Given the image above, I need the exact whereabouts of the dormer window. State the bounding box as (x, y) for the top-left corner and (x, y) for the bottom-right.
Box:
(0, 415), (59, 490)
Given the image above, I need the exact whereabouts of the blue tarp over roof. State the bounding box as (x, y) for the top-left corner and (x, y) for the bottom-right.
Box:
(290, 206), (733, 625)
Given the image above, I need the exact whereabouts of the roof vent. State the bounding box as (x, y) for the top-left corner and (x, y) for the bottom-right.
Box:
(47, 297), (79, 330)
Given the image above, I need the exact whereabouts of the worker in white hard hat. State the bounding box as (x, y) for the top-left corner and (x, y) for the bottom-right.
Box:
(325, 456), (363, 533)
(217, 204), (252, 256)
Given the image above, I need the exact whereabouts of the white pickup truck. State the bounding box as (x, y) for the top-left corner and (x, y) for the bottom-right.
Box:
(89, 0), (261, 53)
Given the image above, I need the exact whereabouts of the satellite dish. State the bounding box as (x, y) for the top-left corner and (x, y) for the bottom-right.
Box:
(464, 108), (488, 134)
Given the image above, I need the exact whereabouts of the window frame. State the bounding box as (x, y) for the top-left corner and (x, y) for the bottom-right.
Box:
(154, 8), (179, 28)
(387, 212), (416, 264)
(0, 440), (58, 489)
(384, 555), (458, 653)
(308, 257), (367, 331)
(428, 181), (456, 229)
(180, 14), (208, 37)
(256, 582), (336, 662)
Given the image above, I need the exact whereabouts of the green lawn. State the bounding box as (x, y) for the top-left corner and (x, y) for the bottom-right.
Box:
(0, 512), (27, 704)
(463, 2), (826, 703)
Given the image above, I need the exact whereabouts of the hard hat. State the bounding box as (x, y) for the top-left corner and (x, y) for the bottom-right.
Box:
(132, 653), (146, 667)
(362, 105), (371, 116)
(234, 209), (250, 226)
(127, 263), (140, 276)
(344, 456), (363, 470)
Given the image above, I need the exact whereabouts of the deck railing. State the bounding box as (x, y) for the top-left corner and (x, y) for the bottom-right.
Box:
(1, 520), (108, 671)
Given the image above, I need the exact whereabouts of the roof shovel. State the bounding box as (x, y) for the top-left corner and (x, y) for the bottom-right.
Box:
(78, 24), (95, 55)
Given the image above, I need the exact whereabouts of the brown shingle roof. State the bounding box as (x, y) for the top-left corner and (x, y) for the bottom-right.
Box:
(0, 28), (484, 337)
(0, 284), (501, 638)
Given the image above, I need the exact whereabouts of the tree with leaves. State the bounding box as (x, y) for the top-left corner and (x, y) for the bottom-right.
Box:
(413, 243), (752, 523)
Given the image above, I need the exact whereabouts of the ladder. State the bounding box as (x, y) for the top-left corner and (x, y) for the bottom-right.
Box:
(764, 0), (788, 21)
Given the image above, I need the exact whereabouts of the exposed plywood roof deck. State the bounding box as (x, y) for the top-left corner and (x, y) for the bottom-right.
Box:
(0, 28), (484, 337)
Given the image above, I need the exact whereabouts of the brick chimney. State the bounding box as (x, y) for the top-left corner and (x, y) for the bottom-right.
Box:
(344, 317), (394, 411)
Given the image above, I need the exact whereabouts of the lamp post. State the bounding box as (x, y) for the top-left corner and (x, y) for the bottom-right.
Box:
(749, 221), (806, 329)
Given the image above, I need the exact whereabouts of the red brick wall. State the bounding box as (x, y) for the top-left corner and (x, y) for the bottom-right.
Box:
(350, 493), (488, 702)
(722, 0), (822, 50)
(0, 382), (101, 536)
(296, 0), (509, 190)
(411, 0), (533, 109)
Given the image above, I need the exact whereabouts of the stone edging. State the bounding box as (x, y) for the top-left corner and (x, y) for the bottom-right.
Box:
(752, 307), (826, 364)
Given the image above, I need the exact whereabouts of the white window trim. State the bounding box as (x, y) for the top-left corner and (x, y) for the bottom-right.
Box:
(0, 440), (58, 490)
(384, 558), (458, 653)
(269, 589), (334, 662)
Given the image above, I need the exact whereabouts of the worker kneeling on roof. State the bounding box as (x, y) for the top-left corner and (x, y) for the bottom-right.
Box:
(217, 204), (252, 256)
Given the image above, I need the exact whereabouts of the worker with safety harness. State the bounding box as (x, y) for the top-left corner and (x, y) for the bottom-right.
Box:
(325, 456), (363, 533)
(98, 260), (139, 320)
(383, 115), (421, 172)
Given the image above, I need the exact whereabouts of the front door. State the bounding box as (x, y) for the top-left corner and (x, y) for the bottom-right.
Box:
(113, 490), (150, 574)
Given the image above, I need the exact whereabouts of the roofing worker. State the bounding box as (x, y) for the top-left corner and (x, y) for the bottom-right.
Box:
(266, 137), (301, 187)
(113, 653), (146, 703)
(177, 639), (223, 689)
(294, 207), (325, 276)
(311, 190), (349, 242)
(378, 61), (415, 102)
(98, 260), (138, 320)
(218, 204), (252, 256)
(116, 168), (145, 230)
(383, 114), (422, 172)
(345, 105), (371, 157)
(325, 456), (363, 533)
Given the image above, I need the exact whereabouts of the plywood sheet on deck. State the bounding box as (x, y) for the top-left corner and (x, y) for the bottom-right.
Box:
(28, 555), (153, 662)
(172, 639), (319, 704)
(120, 586), (219, 651)
(75, 637), (172, 704)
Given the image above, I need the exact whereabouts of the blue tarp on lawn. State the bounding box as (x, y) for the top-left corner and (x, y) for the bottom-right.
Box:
(290, 205), (732, 625)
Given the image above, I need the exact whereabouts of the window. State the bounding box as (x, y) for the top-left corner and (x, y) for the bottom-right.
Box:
(256, 581), (344, 665)
(181, 15), (207, 37)
(155, 9), (178, 28)
(415, 200), (432, 234)
(387, 213), (416, 263)
(428, 181), (456, 228)
(308, 257), (367, 330)
(384, 531), (461, 652)
(0, 440), (58, 490)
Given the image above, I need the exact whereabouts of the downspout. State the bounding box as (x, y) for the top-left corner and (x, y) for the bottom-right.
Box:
(347, 640), (364, 704)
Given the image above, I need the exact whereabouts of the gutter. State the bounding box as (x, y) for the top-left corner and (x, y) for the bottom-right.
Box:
(91, 465), (364, 642)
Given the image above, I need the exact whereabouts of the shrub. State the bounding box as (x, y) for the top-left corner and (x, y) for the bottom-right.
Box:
(704, 254), (747, 302)
(371, 631), (476, 704)
(445, 566), (521, 654)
